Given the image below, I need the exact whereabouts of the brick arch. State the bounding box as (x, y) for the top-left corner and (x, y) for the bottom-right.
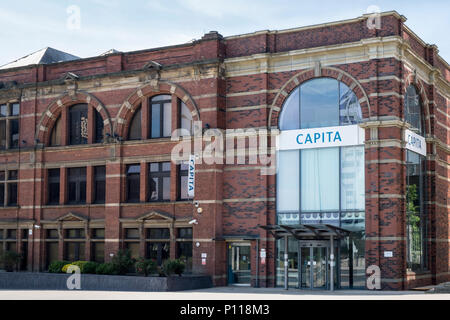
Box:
(114, 80), (200, 138)
(268, 67), (371, 128)
(404, 72), (432, 136)
(36, 91), (113, 146)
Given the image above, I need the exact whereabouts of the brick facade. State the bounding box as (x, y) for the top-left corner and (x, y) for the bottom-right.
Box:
(0, 11), (448, 290)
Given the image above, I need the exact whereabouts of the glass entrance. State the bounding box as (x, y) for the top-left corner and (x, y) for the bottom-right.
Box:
(299, 241), (335, 289)
(227, 243), (251, 285)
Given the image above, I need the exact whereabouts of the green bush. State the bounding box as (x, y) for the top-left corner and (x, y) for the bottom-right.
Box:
(95, 262), (117, 275)
(0, 251), (22, 272)
(111, 249), (136, 275)
(162, 259), (185, 276)
(82, 261), (99, 274)
(48, 260), (70, 273)
(61, 263), (72, 273)
(135, 258), (157, 277)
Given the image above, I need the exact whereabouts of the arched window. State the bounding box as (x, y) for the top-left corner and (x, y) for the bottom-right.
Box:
(49, 103), (105, 146)
(404, 85), (427, 270)
(279, 78), (362, 130)
(276, 77), (365, 289)
(126, 95), (194, 140)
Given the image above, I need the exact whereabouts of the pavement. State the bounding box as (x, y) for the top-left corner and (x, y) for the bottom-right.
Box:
(0, 286), (449, 300)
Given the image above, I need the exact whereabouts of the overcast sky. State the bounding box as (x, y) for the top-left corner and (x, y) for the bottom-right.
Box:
(0, 0), (449, 66)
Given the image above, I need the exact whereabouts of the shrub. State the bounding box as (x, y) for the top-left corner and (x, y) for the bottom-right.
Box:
(61, 263), (72, 273)
(162, 259), (185, 276)
(95, 262), (117, 275)
(48, 260), (70, 273)
(82, 261), (99, 274)
(0, 251), (22, 272)
(135, 258), (157, 277)
(111, 249), (136, 275)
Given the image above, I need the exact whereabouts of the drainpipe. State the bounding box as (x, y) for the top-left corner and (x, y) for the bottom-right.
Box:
(284, 236), (288, 290)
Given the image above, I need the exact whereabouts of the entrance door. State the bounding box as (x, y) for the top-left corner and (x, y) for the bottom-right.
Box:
(227, 243), (251, 285)
(299, 241), (335, 289)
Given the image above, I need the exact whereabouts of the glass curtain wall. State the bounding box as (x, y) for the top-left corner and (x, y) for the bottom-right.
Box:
(276, 77), (365, 288)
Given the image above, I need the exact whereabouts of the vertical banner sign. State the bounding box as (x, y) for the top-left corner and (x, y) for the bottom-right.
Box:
(188, 154), (195, 198)
(260, 248), (266, 265)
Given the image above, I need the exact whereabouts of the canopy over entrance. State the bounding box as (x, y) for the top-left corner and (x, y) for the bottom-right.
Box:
(259, 224), (350, 240)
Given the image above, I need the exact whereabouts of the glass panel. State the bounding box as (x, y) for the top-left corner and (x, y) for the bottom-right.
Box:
(46, 242), (59, 268)
(405, 85), (422, 134)
(69, 104), (88, 145)
(0, 171), (5, 180)
(50, 117), (61, 146)
(8, 183), (17, 206)
(94, 166), (106, 203)
(300, 247), (311, 288)
(10, 119), (19, 149)
(151, 104), (161, 138)
(279, 87), (300, 130)
(94, 110), (104, 143)
(92, 242), (104, 263)
(65, 242), (85, 261)
(177, 228), (192, 239)
(127, 164), (140, 174)
(8, 170), (18, 180)
(177, 242), (192, 272)
(0, 184), (4, 206)
(301, 148), (339, 211)
(11, 103), (20, 116)
(151, 95), (171, 102)
(146, 242), (170, 266)
(125, 242), (140, 260)
(7, 229), (17, 239)
(147, 228), (170, 239)
(312, 247), (327, 288)
(0, 105), (7, 117)
(341, 146), (365, 211)
(0, 120), (6, 149)
(300, 78), (339, 129)
(47, 229), (59, 239)
(180, 102), (193, 135)
(339, 82), (362, 125)
(125, 228), (139, 239)
(150, 163), (159, 172)
(162, 162), (171, 172)
(162, 177), (170, 200)
(406, 150), (426, 270)
(163, 102), (171, 137)
(128, 107), (142, 140)
(276, 150), (299, 217)
(92, 229), (105, 239)
(180, 176), (189, 200)
(149, 177), (158, 201)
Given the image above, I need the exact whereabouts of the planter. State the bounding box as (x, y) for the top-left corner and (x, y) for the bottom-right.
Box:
(0, 272), (212, 292)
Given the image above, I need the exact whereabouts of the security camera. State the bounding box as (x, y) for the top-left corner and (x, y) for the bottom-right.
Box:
(188, 219), (198, 225)
(194, 201), (199, 207)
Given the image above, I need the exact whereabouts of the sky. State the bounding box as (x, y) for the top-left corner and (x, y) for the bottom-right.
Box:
(0, 0), (449, 66)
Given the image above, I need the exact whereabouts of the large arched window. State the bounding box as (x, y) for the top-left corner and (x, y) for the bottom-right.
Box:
(404, 84), (427, 270)
(49, 104), (104, 146)
(126, 95), (193, 140)
(276, 77), (365, 289)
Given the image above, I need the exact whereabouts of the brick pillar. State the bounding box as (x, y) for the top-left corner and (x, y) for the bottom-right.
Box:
(140, 161), (148, 203)
(59, 167), (67, 205)
(86, 165), (93, 204)
(104, 159), (122, 262)
(170, 162), (178, 201)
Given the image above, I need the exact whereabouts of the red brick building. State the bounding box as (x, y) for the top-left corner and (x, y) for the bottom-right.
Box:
(0, 11), (448, 290)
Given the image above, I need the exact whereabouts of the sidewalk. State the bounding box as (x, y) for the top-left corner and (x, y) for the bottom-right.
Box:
(0, 286), (448, 300)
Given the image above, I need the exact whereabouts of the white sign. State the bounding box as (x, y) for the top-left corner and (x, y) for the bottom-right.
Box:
(384, 251), (393, 258)
(201, 253), (207, 258)
(260, 249), (266, 258)
(277, 125), (365, 151)
(187, 154), (195, 198)
(404, 129), (426, 156)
